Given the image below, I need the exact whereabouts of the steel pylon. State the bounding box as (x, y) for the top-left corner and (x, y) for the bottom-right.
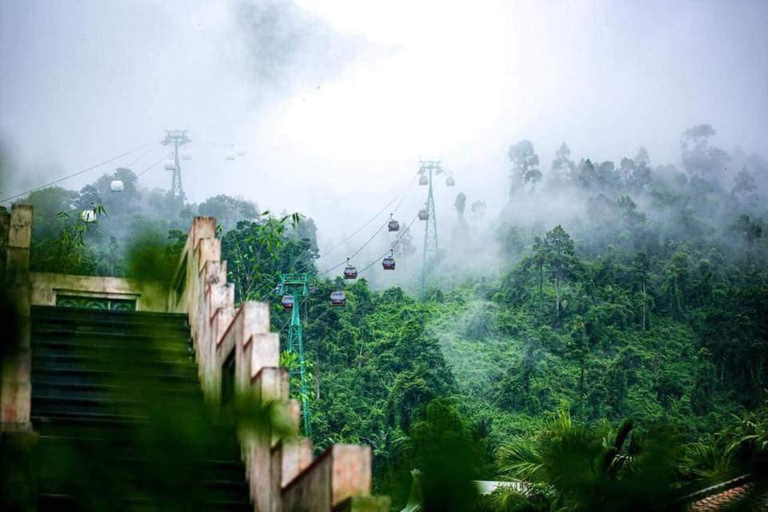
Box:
(278, 273), (312, 436)
(419, 161), (442, 299)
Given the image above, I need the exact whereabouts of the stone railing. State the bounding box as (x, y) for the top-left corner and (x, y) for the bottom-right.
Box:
(169, 216), (389, 512)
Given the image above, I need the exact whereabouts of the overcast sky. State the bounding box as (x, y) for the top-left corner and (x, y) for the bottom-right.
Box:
(1, 0), (767, 245)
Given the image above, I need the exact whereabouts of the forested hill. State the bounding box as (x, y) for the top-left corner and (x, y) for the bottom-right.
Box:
(14, 124), (768, 509)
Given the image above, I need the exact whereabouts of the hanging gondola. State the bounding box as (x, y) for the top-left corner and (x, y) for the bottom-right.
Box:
(225, 151), (236, 161)
(343, 258), (358, 279)
(181, 151), (192, 161)
(419, 175), (428, 186)
(281, 294), (295, 311)
(382, 251), (396, 270)
(110, 173), (124, 192)
(80, 209), (97, 223)
(418, 208), (429, 221)
(330, 290), (346, 306)
(446, 176), (455, 186)
(388, 214), (400, 232)
(164, 159), (176, 170)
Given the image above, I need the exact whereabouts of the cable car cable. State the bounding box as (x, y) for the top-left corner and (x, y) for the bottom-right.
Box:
(137, 152), (175, 177)
(318, 175), (416, 261)
(358, 213), (419, 274)
(0, 141), (155, 204)
(124, 142), (164, 169)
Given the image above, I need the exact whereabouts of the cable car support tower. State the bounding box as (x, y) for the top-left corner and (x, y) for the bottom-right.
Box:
(162, 130), (191, 214)
(419, 161), (443, 299)
(278, 273), (312, 436)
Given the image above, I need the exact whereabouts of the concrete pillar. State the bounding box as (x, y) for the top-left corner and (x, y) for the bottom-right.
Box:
(1, 204), (33, 431)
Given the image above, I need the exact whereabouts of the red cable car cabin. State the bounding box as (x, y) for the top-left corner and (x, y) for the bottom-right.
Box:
(382, 256), (396, 270)
(281, 295), (295, 311)
(330, 291), (346, 306)
(343, 265), (358, 279)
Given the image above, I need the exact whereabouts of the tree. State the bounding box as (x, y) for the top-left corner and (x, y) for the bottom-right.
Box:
(470, 201), (487, 222)
(630, 148), (652, 192)
(75, 184), (102, 211)
(454, 193), (467, 219)
(576, 159), (598, 190)
(731, 214), (763, 269)
(544, 225), (577, 317)
(497, 413), (677, 512)
(680, 124), (730, 179)
(632, 252), (651, 330)
(508, 140), (542, 193)
(550, 142), (575, 186)
(496, 224), (525, 263)
(198, 194), (259, 232)
(732, 167), (758, 205)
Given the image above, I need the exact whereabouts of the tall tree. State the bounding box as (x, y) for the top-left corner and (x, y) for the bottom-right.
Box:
(454, 193), (466, 219)
(632, 252), (651, 330)
(680, 124), (730, 179)
(544, 225), (577, 317)
(508, 140), (542, 194)
(550, 142), (575, 186)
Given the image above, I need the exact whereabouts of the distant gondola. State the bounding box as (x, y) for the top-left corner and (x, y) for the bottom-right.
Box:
(446, 176), (455, 186)
(388, 214), (400, 232)
(281, 295), (295, 311)
(110, 175), (124, 192)
(418, 208), (429, 221)
(330, 291), (346, 306)
(343, 258), (358, 279)
(382, 252), (396, 270)
(419, 175), (428, 186)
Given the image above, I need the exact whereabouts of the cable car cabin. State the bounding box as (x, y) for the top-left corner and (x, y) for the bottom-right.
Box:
(419, 175), (428, 186)
(181, 151), (192, 160)
(343, 265), (358, 279)
(418, 209), (429, 221)
(110, 179), (124, 192)
(281, 295), (295, 311)
(382, 256), (396, 270)
(164, 159), (176, 170)
(225, 151), (236, 161)
(80, 210), (97, 223)
(330, 291), (346, 307)
(388, 218), (400, 232)
(446, 177), (455, 186)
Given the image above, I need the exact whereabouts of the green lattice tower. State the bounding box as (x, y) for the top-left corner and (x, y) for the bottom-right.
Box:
(278, 273), (312, 436)
(162, 130), (190, 215)
(420, 161), (442, 299)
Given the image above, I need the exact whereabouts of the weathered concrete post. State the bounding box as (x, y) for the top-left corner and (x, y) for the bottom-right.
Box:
(0, 205), (36, 511)
(1, 204), (33, 432)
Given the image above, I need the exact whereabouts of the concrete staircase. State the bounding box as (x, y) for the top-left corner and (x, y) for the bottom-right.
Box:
(31, 305), (253, 511)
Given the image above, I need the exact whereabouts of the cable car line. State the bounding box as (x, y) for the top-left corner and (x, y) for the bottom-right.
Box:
(0, 141), (155, 204)
(124, 142), (164, 169)
(137, 152), (175, 177)
(249, 175), (419, 301)
(317, 175), (416, 261)
(358, 213), (419, 275)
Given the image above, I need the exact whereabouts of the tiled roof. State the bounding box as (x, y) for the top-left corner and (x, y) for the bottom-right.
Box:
(688, 483), (768, 511)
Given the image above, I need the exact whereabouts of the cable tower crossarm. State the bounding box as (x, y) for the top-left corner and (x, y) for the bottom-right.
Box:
(0, 141), (155, 204)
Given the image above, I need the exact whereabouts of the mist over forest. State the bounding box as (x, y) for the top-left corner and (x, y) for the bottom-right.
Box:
(2, 1), (768, 510)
